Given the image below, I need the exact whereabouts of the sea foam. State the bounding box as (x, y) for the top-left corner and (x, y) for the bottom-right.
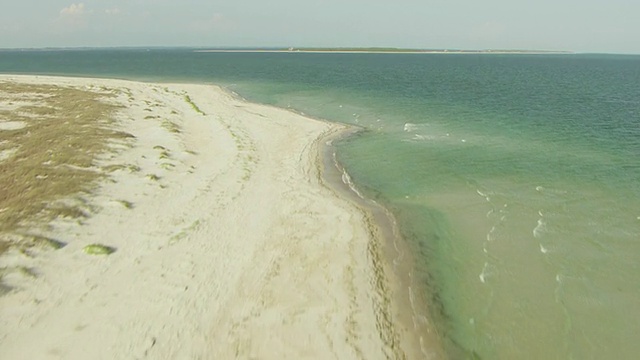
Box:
(533, 218), (547, 238)
(403, 123), (417, 132)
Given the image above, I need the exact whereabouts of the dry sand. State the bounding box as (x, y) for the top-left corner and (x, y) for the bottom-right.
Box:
(0, 75), (424, 359)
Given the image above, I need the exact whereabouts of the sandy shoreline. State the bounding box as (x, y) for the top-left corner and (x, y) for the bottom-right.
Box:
(0, 75), (437, 359)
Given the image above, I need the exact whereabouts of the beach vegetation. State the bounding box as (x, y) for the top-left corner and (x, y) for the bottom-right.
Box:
(102, 164), (127, 172)
(83, 243), (116, 255)
(169, 219), (201, 245)
(46, 204), (90, 219)
(0, 241), (9, 256)
(183, 94), (205, 115)
(111, 131), (135, 139)
(0, 282), (10, 296)
(23, 234), (67, 250)
(0, 265), (38, 296)
(102, 163), (140, 173)
(0, 81), (127, 255)
(17, 266), (37, 278)
(161, 119), (181, 133)
(117, 200), (134, 209)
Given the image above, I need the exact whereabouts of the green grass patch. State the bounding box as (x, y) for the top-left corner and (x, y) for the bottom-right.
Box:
(83, 244), (116, 255)
(183, 95), (205, 115)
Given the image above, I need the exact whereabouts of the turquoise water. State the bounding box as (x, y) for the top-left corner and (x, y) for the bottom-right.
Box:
(2, 50), (640, 359)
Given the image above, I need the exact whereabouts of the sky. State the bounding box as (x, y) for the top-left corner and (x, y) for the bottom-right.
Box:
(0, 0), (639, 54)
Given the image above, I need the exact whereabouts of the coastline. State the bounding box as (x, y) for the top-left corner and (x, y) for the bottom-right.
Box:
(0, 75), (434, 359)
(320, 129), (447, 359)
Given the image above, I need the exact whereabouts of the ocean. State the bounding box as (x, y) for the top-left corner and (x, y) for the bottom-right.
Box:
(1, 49), (639, 359)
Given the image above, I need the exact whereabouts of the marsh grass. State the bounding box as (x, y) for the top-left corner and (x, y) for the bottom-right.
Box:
(0, 81), (130, 254)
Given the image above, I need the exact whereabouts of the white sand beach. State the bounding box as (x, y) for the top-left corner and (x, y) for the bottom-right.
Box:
(0, 75), (423, 359)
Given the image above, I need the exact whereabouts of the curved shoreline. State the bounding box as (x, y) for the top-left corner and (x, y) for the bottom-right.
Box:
(319, 128), (447, 359)
(0, 74), (437, 359)
(224, 86), (448, 358)
(213, 85), (446, 359)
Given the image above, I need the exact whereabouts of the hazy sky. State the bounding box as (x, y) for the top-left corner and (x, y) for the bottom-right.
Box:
(1, 1), (639, 53)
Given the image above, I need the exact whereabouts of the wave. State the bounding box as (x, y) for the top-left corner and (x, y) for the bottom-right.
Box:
(479, 262), (493, 283)
(340, 168), (365, 199)
(533, 218), (547, 238)
(403, 122), (418, 132)
(332, 152), (365, 199)
(535, 185), (568, 196)
(540, 243), (549, 253)
(476, 189), (491, 202)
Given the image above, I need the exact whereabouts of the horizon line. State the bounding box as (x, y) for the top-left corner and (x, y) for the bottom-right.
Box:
(0, 46), (638, 56)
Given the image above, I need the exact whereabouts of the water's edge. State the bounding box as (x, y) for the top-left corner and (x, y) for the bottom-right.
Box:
(318, 126), (448, 359)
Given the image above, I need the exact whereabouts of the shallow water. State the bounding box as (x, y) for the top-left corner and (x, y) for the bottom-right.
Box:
(2, 50), (639, 359)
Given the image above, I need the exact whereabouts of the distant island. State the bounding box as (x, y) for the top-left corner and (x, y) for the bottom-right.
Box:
(195, 47), (573, 54)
